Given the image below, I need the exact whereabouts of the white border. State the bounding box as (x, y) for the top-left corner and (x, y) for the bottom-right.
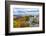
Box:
(9, 5), (43, 33)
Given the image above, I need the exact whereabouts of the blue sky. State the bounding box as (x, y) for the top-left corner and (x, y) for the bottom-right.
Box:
(13, 8), (39, 16)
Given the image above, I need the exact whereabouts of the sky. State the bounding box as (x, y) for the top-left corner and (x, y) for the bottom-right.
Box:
(13, 8), (39, 16)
